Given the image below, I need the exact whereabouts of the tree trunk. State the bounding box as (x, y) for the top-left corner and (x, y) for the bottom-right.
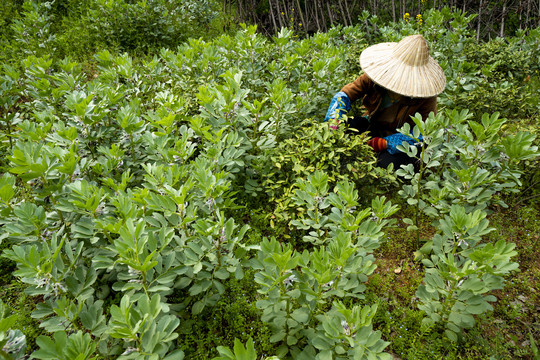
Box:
(307, 1), (316, 31)
(337, 0), (349, 26)
(501, 0), (507, 37)
(344, 0), (353, 25)
(313, 0), (322, 32)
(525, 0), (531, 28)
(477, 0), (483, 41)
(351, 0), (359, 14)
(326, 1), (334, 26)
(392, 0), (396, 22)
(281, 0), (289, 22)
(319, 0), (328, 31)
(403, 0), (406, 17)
(251, 0), (259, 27)
(237, 0), (243, 23)
(275, 0), (284, 29)
(296, 0), (306, 30)
(268, 0), (278, 34)
(519, 0), (522, 30)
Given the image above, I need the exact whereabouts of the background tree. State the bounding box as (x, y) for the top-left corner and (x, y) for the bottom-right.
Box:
(224, 0), (540, 39)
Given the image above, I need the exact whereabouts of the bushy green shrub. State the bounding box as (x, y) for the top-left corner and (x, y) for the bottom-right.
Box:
(441, 32), (540, 119)
(254, 178), (398, 358)
(0, 299), (26, 359)
(6, 1), (56, 61)
(1, 0), (225, 63)
(263, 120), (396, 226)
(0, 0), (23, 56)
(85, 0), (218, 54)
(464, 38), (533, 81)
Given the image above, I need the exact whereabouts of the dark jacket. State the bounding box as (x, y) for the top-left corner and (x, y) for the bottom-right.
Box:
(341, 73), (437, 137)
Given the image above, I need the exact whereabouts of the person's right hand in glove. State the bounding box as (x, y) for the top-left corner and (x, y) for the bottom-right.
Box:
(324, 91), (351, 128)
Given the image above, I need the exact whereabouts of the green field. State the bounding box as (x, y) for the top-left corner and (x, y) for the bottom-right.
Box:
(0, 1), (539, 359)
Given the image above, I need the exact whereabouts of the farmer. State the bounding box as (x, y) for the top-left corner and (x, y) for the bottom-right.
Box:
(324, 34), (446, 169)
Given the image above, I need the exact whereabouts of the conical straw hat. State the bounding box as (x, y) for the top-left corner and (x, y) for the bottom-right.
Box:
(359, 35), (446, 98)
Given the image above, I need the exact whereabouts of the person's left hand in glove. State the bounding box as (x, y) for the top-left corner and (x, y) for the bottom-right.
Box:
(368, 133), (423, 154)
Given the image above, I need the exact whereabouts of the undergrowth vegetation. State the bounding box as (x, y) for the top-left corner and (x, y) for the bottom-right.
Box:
(0, 0), (224, 62)
(0, 3), (539, 359)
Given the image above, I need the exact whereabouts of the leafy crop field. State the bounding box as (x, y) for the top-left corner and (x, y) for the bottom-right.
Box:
(0, 4), (539, 360)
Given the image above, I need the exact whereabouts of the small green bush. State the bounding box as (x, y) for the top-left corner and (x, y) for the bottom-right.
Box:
(263, 120), (396, 226)
(85, 0), (216, 54)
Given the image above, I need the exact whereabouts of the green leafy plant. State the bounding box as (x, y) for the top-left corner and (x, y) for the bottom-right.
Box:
(416, 207), (519, 342)
(264, 121), (395, 226)
(9, 1), (56, 59)
(253, 173), (397, 358)
(0, 299), (26, 359)
(310, 301), (391, 360)
(394, 110), (538, 341)
(213, 337), (279, 360)
(397, 110), (538, 243)
(253, 234), (393, 359)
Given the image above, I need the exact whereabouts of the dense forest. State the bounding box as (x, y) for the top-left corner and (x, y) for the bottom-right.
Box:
(227, 0), (540, 39)
(0, 0), (539, 359)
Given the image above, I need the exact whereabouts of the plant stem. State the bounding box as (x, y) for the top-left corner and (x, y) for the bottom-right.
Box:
(6, 115), (13, 150)
(130, 133), (136, 164)
(512, 193), (540, 207)
(415, 146), (427, 248)
(142, 271), (149, 296)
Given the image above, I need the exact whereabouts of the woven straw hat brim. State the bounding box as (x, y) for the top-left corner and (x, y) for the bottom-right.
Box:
(359, 41), (446, 98)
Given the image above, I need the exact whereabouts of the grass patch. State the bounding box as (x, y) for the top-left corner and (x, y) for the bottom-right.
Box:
(358, 201), (540, 359)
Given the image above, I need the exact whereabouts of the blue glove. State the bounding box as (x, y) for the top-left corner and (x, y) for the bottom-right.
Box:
(384, 133), (423, 154)
(324, 91), (351, 123)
